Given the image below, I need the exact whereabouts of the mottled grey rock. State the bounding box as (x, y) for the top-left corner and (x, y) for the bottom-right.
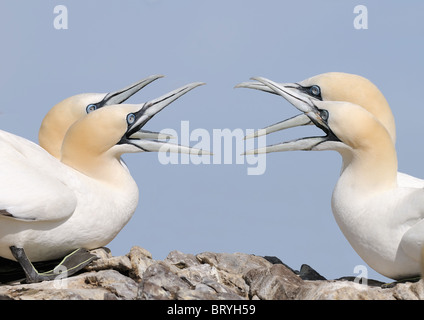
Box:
(1, 246), (423, 300)
(0, 270), (137, 300)
(127, 246), (154, 282)
(85, 247), (132, 275)
(138, 261), (191, 300)
(138, 255), (244, 300)
(196, 252), (272, 276)
(165, 250), (200, 269)
(83, 270), (138, 300)
(244, 264), (304, 300)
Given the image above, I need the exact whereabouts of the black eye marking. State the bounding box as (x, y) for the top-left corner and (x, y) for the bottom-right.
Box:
(126, 113), (136, 125)
(86, 104), (97, 114)
(299, 85), (322, 100)
(320, 109), (329, 122)
(310, 85), (321, 97)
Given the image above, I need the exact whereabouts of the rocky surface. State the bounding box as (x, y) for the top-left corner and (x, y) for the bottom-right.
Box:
(0, 246), (423, 300)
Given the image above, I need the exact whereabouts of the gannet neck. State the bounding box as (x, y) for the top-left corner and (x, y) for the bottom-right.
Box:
(39, 93), (106, 158)
(300, 72), (396, 144)
(60, 105), (136, 185)
(322, 101), (398, 195)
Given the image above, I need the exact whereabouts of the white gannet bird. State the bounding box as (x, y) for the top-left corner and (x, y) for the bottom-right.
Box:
(0, 82), (207, 283)
(39, 74), (166, 159)
(239, 76), (424, 280)
(237, 72), (424, 188)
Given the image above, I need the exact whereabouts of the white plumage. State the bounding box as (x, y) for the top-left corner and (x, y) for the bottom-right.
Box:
(0, 82), (205, 264)
(238, 74), (424, 279)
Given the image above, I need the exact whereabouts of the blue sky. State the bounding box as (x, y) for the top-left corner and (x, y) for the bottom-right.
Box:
(1, 1), (424, 282)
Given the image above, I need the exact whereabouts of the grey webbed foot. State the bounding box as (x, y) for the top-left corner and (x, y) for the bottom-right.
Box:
(9, 246), (97, 283)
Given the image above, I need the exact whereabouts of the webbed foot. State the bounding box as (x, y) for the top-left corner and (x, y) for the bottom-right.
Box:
(9, 246), (97, 283)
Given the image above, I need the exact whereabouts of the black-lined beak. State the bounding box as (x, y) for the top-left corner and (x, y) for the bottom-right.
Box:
(235, 79), (324, 140)
(86, 74), (164, 113)
(237, 77), (337, 154)
(120, 82), (212, 155)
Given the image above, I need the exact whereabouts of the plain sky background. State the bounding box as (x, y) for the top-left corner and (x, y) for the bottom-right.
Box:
(1, 1), (424, 282)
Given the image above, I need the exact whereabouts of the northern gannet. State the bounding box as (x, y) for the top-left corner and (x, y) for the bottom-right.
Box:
(237, 72), (424, 188)
(39, 74), (165, 159)
(239, 76), (424, 280)
(0, 82), (207, 283)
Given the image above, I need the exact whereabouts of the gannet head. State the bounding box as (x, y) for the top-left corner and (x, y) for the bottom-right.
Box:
(39, 75), (163, 158)
(242, 76), (398, 191)
(242, 76), (396, 156)
(61, 82), (208, 180)
(236, 72), (396, 144)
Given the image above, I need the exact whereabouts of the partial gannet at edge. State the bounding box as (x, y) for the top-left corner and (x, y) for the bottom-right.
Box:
(236, 72), (424, 188)
(39, 74), (168, 159)
(239, 76), (424, 280)
(0, 82), (208, 283)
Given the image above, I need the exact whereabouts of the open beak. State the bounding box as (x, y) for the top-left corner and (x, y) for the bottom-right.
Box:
(88, 74), (164, 112)
(236, 80), (314, 139)
(236, 80), (293, 95)
(100, 75), (169, 140)
(237, 77), (335, 155)
(123, 82), (211, 155)
(102, 74), (164, 106)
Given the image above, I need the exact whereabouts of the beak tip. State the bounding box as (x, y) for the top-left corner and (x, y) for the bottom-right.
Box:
(198, 150), (213, 156)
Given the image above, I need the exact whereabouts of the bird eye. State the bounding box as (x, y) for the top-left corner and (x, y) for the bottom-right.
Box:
(310, 85), (321, 97)
(320, 109), (329, 122)
(86, 104), (97, 114)
(127, 113), (136, 125)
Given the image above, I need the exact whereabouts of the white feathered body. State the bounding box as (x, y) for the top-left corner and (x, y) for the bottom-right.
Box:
(0, 130), (138, 261)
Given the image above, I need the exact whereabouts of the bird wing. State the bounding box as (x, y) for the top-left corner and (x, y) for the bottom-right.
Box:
(0, 130), (77, 221)
(397, 172), (424, 189)
(399, 219), (424, 264)
(394, 187), (424, 264)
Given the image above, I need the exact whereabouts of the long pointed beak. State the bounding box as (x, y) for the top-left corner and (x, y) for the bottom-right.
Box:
(235, 81), (293, 95)
(131, 140), (212, 155)
(129, 129), (175, 140)
(240, 76), (334, 154)
(127, 82), (205, 135)
(243, 137), (328, 154)
(101, 74), (164, 107)
(236, 79), (315, 140)
(251, 77), (317, 114)
(244, 114), (312, 140)
(125, 82), (211, 155)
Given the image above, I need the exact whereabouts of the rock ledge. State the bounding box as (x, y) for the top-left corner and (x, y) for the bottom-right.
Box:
(1, 246), (423, 300)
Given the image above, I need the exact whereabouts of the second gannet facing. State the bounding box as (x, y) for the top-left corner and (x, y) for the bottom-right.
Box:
(0, 82), (207, 283)
(39, 74), (165, 159)
(237, 72), (396, 143)
(237, 72), (424, 188)
(240, 76), (424, 280)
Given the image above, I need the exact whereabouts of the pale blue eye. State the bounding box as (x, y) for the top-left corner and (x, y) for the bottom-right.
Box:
(86, 104), (97, 114)
(310, 85), (321, 96)
(320, 109), (329, 121)
(127, 113), (136, 125)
